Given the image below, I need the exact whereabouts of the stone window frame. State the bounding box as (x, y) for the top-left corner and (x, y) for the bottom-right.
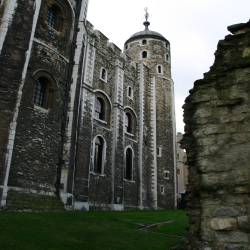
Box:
(160, 185), (165, 193)
(90, 134), (107, 176)
(142, 50), (148, 59)
(124, 106), (138, 139)
(165, 53), (170, 63)
(157, 146), (162, 157)
(31, 70), (58, 111)
(157, 65), (163, 75)
(127, 86), (133, 100)
(124, 145), (135, 182)
(100, 67), (108, 83)
(93, 90), (112, 128)
(142, 39), (147, 46)
(164, 170), (170, 180)
(44, 0), (67, 35)
(165, 42), (169, 49)
(125, 44), (129, 50)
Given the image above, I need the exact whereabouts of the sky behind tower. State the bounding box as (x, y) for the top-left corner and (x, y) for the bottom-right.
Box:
(87, 0), (250, 133)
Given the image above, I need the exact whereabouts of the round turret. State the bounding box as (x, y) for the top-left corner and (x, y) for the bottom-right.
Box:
(124, 21), (171, 78)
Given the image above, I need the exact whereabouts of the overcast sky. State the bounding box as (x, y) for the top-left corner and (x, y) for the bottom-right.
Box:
(87, 0), (250, 133)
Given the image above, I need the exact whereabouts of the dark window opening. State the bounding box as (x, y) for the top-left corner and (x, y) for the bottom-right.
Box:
(166, 42), (168, 48)
(46, 6), (57, 29)
(165, 172), (170, 178)
(166, 54), (169, 61)
(161, 186), (164, 192)
(142, 39), (147, 45)
(142, 51), (147, 58)
(125, 45), (128, 50)
(177, 169), (180, 175)
(95, 98), (104, 120)
(125, 148), (132, 180)
(157, 148), (160, 155)
(128, 87), (132, 97)
(158, 66), (162, 74)
(101, 68), (106, 80)
(94, 137), (103, 173)
(32, 79), (46, 107)
(125, 113), (132, 133)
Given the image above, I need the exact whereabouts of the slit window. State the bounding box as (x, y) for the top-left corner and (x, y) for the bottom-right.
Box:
(127, 86), (133, 99)
(166, 54), (169, 61)
(94, 137), (103, 173)
(158, 65), (162, 74)
(157, 147), (162, 157)
(142, 51), (147, 58)
(125, 148), (132, 180)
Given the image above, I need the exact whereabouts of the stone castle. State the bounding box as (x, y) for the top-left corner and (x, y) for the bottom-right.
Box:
(0, 0), (177, 211)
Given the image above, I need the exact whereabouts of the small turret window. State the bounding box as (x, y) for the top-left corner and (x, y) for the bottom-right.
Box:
(166, 54), (169, 61)
(142, 51), (147, 58)
(142, 39), (147, 45)
(158, 65), (162, 74)
(125, 45), (128, 50)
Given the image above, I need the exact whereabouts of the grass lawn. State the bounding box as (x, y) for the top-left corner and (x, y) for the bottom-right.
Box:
(0, 209), (188, 250)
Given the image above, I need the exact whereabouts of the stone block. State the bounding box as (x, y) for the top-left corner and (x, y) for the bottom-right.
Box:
(203, 124), (218, 135)
(212, 206), (239, 217)
(215, 231), (248, 243)
(238, 216), (250, 233)
(210, 218), (237, 230)
(224, 244), (249, 250)
(217, 133), (231, 145)
(193, 108), (213, 119)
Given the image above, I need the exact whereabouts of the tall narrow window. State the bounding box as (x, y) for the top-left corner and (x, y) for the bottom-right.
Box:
(32, 79), (46, 107)
(166, 54), (169, 61)
(125, 45), (128, 50)
(125, 113), (132, 133)
(95, 98), (104, 120)
(142, 51), (147, 58)
(127, 86), (132, 99)
(142, 39), (147, 45)
(94, 137), (103, 173)
(101, 68), (106, 80)
(158, 65), (162, 74)
(125, 148), (132, 180)
(46, 7), (57, 29)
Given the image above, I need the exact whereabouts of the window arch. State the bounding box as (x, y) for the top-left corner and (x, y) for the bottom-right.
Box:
(45, 1), (66, 33)
(142, 51), (147, 58)
(91, 135), (106, 174)
(142, 39), (147, 45)
(125, 147), (133, 180)
(100, 67), (107, 82)
(95, 97), (104, 120)
(31, 70), (58, 110)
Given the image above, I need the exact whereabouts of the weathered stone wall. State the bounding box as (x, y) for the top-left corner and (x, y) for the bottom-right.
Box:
(173, 21), (250, 250)
(125, 30), (176, 209)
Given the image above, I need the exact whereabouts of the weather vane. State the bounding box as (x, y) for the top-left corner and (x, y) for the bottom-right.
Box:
(144, 7), (149, 21)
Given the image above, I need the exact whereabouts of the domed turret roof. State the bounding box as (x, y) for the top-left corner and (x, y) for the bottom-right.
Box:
(124, 21), (169, 45)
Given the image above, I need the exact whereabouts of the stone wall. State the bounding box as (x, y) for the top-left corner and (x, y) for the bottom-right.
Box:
(172, 21), (250, 250)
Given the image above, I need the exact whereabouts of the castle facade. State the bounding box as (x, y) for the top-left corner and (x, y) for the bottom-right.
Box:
(0, 0), (177, 211)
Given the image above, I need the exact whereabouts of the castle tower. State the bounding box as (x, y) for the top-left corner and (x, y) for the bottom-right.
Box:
(124, 11), (177, 209)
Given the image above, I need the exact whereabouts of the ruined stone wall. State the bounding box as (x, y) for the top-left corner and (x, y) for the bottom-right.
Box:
(173, 21), (250, 250)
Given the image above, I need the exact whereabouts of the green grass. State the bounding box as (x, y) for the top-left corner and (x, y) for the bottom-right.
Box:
(152, 221), (188, 235)
(0, 210), (188, 250)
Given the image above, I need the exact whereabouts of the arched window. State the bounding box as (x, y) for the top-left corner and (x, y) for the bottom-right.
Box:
(125, 148), (133, 180)
(125, 113), (132, 133)
(31, 71), (58, 110)
(95, 97), (104, 120)
(45, 3), (65, 33)
(100, 68), (107, 82)
(142, 51), (147, 58)
(94, 136), (103, 173)
(32, 78), (47, 107)
(142, 39), (147, 45)
(158, 65), (162, 74)
(46, 6), (57, 29)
